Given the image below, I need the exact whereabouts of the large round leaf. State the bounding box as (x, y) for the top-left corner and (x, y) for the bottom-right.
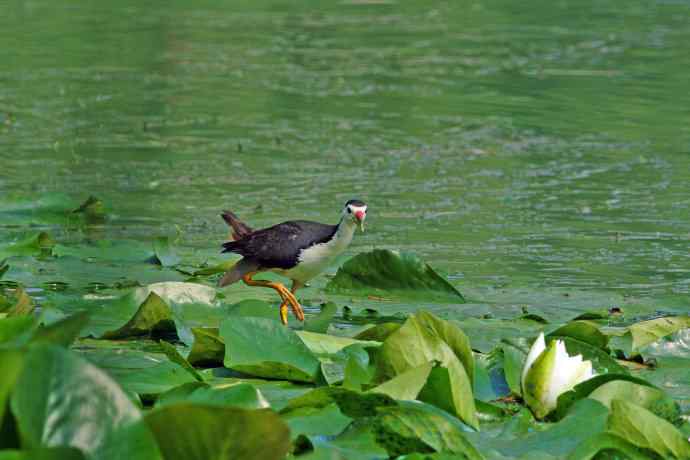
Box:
(220, 316), (320, 382)
(325, 249), (464, 301)
(10, 345), (161, 460)
(144, 403), (290, 460)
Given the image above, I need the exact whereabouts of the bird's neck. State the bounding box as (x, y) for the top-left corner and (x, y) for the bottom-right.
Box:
(334, 217), (357, 244)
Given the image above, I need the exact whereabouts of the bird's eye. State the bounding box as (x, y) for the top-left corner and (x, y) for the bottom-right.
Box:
(347, 207), (352, 213)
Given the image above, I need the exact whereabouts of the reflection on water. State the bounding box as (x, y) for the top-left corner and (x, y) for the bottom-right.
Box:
(1, 1), (689, 305)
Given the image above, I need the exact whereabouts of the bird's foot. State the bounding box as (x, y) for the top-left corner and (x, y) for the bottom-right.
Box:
(276, 287), (304, 325)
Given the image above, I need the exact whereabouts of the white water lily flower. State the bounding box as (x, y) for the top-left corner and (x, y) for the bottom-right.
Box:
(521, 332), (595, 419)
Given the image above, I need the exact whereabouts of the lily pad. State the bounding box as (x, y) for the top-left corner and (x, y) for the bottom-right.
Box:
(610, 316), (690, 358)
(145, 404), (290, 460)
(10, 345), (162, 460)
(151, 237), (181, 267)
(220, 316), (320, 382)
(282, 403), (353, 440)
(0, 448), (85, 460)
(155, 382), (269, 410)
(377, 311), (474, 382)
(326, 249), (464, 301)
(369, 362), (434, 401)
(371, 404), (483, 459)
(187, 328), (225, 367)
(608, 399), (690, 459)
(0, 233), (54, 259)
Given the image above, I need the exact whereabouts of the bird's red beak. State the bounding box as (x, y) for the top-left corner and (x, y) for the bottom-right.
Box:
(354, 210), (365, 221)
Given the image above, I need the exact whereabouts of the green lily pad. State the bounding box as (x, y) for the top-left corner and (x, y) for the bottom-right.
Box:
(552, 374), (657, 421)
(101, 292), (175, 340)
(297, 330), (380, 356)
(417, 361), (479, 430)
(589, 380), (679, 423)
(354, 323), (402, 342)
(220, 316), (320, 382)
(155, 382), (269, 410)
(608, 399), (690, 459)
(81, 347), (199, 398)
(0, 233), (54, 259)
(567, 432), (656, 460)
(10, 344), (162, 460)
(326, 249), (464, 301)
(144, 404), (290, 460)
(304, 302), (338, 333)
(282, 403), (353, 440)
(547, 320), (608, 349)
(159, 341), (204, 382)
(0, 317), (37, 346)
(610, 316), (690, 358)
(53, 240), (154, 263)
(152, 237), (181, 267)
(0, 349), (24, 430)
(369, 362), (434, 401)
(371, 404), (483, 459)
(187, 328), (225, 367)
(377, 311), (474, 382)
(0, 448), (85, 460)
(31, 311), (90, 347)
(281, 387), (397, 419)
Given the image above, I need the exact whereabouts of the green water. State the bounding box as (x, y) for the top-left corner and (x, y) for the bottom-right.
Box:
(2, 1), (690, 309)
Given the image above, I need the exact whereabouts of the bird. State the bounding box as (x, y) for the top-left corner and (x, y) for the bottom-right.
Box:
(218, 200), (367, 325)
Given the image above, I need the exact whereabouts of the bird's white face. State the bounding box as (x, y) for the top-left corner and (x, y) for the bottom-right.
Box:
(344, 202), (367, 232)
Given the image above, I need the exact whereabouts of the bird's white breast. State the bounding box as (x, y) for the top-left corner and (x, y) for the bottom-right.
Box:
(279, 223), (355, 283)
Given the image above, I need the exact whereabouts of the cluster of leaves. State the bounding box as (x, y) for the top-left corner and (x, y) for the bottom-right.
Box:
(1, 198), (690, 459)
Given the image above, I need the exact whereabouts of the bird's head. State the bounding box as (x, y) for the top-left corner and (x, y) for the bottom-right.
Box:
(343, 199), (367, 232)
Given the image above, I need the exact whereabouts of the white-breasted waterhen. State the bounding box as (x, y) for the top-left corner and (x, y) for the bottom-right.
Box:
(218, 200), (367, 325)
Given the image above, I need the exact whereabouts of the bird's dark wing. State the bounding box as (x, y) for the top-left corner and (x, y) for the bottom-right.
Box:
(222, 220), (338, 269)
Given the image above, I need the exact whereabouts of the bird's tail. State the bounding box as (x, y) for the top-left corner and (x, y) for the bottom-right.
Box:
(218, 258), (260, 287)
(221, 210), (254, 240)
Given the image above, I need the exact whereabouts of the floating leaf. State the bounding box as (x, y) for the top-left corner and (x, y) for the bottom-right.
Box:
(547, 320), (608, 349)
(296, 330), (380, 356)
(187, 328), (224, 367)
(282, 403), (352, 440)
(31, 311), (90, 347)
(83, 347), (198, 399)
(220, 316), (320, 382)
(101, 292), (174, 339)
(304, 302), (338, 333)
(159, 341), (204, 382)
(610, 316), (690, 358)
(155, 382), (269, 410)
(0, 316), (37, 345)
(145, 404), (290, 460)
(0, 233), (54, 259)
(354, 323), (402, 342)
(417, 361), (478, 430)
(282, 387), (397, 419)
(371, 404), (483, 459)
(151, 237), (181, 267)
(378, 311), (474, 382)
(72, 195), (106, 218)
(568, 432), (655, 460)
(608, 399), (690, 459)
(10, 345), (162, 460)
(589, 380), (679, 423)
(369, 362), (433, 401)
(0, 447), (85, 460)
(0, 349), (24, 430)
(326, 250), (464, 301)
(552, 373), (657, 421)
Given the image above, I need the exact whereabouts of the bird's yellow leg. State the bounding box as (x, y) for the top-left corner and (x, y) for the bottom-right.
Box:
(279, 281), (305, 325)
(242, 273), (304, 324)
